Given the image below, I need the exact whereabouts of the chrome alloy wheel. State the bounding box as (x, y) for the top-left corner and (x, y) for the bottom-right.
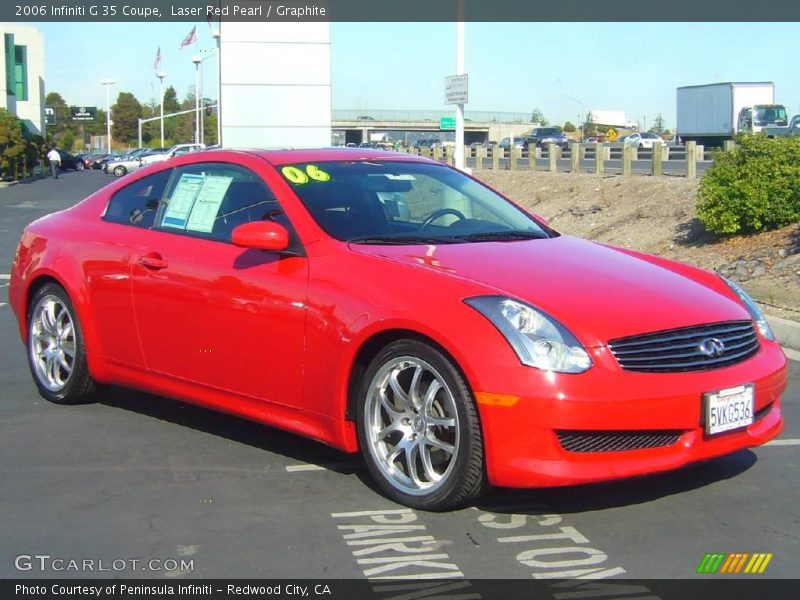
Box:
(29, 295), (76, 392)
(364, 357), (460, 496)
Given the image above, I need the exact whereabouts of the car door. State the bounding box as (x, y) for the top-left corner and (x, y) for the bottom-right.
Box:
(129, 159), (308, 409)
(83, 168), (174, 367)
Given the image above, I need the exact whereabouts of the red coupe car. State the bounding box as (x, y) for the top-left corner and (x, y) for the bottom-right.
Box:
(9, 148), (787, 510)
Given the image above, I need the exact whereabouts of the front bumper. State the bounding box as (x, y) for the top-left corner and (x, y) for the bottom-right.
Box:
(477, 341), (787, 488)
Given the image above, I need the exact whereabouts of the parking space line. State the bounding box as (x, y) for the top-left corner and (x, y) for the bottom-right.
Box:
(0, 274), (9, 279)
(764, 438), (800, 447)
(285, 461), (358, 473)
(285, 464), (328, 472)
(0, 303), (6, 308)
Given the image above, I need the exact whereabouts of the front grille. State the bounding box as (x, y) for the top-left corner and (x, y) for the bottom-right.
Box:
(608, 321), (759, 373)
(557, 430), (682, 453)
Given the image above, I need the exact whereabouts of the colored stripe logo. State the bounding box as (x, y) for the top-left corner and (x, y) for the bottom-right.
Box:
(697, 553), (773, 574)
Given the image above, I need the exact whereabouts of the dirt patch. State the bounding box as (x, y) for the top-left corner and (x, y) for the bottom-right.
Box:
(478, 171), (800, 320)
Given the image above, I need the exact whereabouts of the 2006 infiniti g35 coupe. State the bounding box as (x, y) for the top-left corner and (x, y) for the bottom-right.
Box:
(9, 148), (787, 510)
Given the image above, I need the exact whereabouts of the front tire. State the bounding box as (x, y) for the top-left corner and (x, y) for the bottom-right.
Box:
(357, 339), (486, 510)
(27, 283), (103, 404)
(113, 165), (127, 177)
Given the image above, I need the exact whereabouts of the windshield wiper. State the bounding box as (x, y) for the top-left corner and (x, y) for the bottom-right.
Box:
(347, 234), (462, 245)
(455, 230), (550, 242)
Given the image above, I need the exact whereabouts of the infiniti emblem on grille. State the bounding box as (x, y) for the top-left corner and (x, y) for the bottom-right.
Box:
(698, 337), (725, 357)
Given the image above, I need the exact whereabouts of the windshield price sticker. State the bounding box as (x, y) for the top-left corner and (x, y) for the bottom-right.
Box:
(161, 173), (204, 229)
(282, 165), (331, 185)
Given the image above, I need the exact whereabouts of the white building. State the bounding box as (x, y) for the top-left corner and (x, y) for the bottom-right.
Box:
(1, 24), (45, 135)
(219, 22), (331, 147)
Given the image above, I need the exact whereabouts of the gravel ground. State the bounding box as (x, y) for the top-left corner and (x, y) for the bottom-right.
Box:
(479, 171), (800, 320)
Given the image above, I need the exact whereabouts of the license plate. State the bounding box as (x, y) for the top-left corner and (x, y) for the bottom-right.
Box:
(704, 384), (754, 435)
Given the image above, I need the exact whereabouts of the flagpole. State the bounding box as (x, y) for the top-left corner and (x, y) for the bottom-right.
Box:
(196, 36), (203, 145)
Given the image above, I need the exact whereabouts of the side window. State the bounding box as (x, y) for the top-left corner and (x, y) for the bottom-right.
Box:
(156, 163), (288, 243)
(102, 169), (172, 228)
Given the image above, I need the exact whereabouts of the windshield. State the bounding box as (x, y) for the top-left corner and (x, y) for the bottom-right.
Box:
(754, 106), (787, 125)
(278, 160), (550, 244)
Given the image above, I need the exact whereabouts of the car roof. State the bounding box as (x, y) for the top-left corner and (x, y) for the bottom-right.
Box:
(223, 147), (434, 166)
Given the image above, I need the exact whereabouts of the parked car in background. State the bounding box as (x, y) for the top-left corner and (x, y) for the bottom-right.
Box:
(139, 143), (205, 166)
(103, 155), (138, 177)
(412, 139), (442, 149)
(91, 154), (121, 170)
(623, 132), (668, 149)
(103, 147), (169, 177)
(56, 151), (85, 171)
(529, 127), (570, 149)
(499, 137), (527, 151)
(764, 114), (800, 138)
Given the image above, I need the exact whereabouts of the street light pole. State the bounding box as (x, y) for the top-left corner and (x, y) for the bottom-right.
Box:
(100, 79), (115, 153)
(192, 55), (201, 145)
(157, 71), (166, 147)
(561, 94), (584, 138)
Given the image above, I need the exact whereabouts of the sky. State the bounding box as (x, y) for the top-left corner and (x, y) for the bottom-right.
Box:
(23, 21), (800, 130)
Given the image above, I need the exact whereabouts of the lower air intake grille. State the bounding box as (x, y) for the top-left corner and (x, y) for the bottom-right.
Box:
(608, 320), (759, 373)
(557, 430), (682, 453)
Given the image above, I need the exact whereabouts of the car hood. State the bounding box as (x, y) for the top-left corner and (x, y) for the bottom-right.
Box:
(349, 235), (749, 346)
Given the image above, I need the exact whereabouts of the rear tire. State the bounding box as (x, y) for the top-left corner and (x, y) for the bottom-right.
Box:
(113, 165), (127, 177)
(27, 283), (103, 404)
(75, 161), (84, 171)
(357, 339), (487, 510)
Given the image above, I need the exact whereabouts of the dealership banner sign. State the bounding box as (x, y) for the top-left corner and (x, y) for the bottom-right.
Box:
(6, 0), (800, 22)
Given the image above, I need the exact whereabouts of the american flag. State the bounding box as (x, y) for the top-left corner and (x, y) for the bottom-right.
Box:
(180, 26), (198, 49)
(207, 1), (218, 29)
(153, 46), (161, 71)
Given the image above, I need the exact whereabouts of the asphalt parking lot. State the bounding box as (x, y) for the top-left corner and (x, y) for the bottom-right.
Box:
(1, 170), (798, 586)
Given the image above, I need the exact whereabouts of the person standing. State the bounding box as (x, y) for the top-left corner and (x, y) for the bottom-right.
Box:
(47, 147), (61, 179)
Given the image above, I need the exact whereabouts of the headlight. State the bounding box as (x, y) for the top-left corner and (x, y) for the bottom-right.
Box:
(464, 296), (592, 373)
(721, 277), (775, 341)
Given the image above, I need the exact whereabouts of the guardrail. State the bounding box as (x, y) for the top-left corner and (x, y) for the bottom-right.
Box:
(397, 141), (718, 178)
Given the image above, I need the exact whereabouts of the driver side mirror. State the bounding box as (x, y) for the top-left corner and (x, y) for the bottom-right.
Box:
(231, 221), (290, 252)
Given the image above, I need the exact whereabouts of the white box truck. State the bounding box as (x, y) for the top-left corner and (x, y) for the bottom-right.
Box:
(676, 82), (788, 145)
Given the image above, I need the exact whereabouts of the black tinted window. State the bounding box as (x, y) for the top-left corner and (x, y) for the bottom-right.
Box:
(103, 169), (172, 228)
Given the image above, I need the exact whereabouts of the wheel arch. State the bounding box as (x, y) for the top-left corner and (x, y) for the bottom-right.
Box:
(344, 328), (475, 423)
(20, 269), (107, 381)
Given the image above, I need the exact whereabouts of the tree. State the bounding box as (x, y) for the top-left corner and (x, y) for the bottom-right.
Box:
(563, 121), (576, 132)
(582, 114), (598, 137)
(44, 91), (77, 143)
(1, 108), (36, 180)
(163, 85), (181, 113)
(530, 108), (549, 126)
(111, 92), (142, 145)
(649, 113), (666, 136)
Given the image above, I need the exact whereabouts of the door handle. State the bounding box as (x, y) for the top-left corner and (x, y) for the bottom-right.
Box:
(138, 253), (169, 270)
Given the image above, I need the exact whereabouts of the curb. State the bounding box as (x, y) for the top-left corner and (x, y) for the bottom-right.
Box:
(0, 180), (20, 188)
(766, 315), (800, 351)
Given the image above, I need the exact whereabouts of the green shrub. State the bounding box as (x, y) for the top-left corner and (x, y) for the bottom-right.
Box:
(698, 134), (800, 234)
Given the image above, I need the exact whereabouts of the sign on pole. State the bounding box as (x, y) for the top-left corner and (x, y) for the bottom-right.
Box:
(444, 74), (468, 105)
(44, 107), (56, 125)
(440, 117), (456, 130)
(70, 106), (97, 122)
